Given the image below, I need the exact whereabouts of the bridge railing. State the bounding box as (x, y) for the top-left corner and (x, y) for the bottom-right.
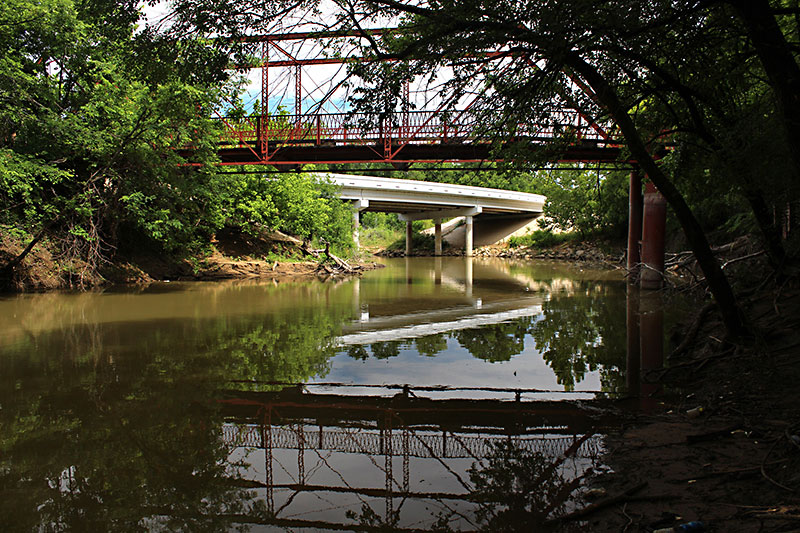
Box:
(214, 109), (611, 150)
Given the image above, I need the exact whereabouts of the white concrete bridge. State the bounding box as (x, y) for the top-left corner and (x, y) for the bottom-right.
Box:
(316, 173), (546, 256)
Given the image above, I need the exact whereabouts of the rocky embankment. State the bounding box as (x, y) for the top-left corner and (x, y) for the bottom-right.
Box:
(378, 241), (623, 265)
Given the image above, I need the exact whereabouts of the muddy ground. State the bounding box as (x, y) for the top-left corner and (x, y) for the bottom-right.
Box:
(583, 283), (800, 532)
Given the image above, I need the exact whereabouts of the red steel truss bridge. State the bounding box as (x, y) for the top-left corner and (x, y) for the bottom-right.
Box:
(191, 30), (622, 168)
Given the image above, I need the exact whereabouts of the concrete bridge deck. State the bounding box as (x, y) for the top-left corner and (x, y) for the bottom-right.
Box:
(317, 172), (545, 255)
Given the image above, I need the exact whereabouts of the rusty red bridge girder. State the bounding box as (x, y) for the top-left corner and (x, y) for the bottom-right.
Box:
(181, 30), (623, 167)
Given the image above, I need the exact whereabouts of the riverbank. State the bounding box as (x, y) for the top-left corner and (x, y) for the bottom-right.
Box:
(377, 238), (624, 267)
(587, 280), (800, 532)
(0, 229), (381, 292)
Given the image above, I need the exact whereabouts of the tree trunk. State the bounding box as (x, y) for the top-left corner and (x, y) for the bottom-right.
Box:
(740, 184), (787, 271)
(729, 0), (800, 185)
(566, 53), (746, 335)
(0, 225), (50, 280)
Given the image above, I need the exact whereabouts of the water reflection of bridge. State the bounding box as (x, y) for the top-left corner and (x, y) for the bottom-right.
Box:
(341, 257), (591, 348)
(219, 388), (604, 530)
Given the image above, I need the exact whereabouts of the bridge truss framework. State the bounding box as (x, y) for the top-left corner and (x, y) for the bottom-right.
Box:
(193, 31), (623, 168)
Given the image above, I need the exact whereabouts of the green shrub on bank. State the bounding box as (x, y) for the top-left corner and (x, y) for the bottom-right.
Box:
(507, 230), (575, 249)
(386, 232), (447, 252)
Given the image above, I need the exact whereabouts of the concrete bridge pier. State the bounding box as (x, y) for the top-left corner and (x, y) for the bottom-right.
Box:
(353, 200), (369, 249)
(434, 219), (443, 256)
(405, 221), (413, 256)
(465, 216), (474, 257)
(399, 206), (481, 257)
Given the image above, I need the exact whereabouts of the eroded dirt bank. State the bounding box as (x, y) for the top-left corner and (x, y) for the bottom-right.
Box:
(0, 228), (381, 292)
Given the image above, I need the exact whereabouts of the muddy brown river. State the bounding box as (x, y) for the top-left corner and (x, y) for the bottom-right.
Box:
(0, 257), (687, 531)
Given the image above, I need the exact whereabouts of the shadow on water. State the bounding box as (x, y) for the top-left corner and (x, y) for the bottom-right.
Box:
(0, 257), (679, 531)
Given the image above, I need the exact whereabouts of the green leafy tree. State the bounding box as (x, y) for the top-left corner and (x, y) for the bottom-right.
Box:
(538, 169), (628, 237)
(0, 0), (231, 284)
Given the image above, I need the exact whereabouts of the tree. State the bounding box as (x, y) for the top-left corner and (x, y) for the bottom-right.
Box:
(537, 168), (628, 237)
(0, 0), (232, 285)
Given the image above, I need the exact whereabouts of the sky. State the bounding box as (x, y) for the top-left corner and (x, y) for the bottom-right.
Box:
(136, 0), (469, 115)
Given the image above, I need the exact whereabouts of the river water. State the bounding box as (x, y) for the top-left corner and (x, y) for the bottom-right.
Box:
(0, 257), (683, 531)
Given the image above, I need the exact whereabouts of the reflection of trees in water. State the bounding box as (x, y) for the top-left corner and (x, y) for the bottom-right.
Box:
(344, 282), (626, 392)
(454, 319), (532, 362)
(415, 334), (448, 357)
(0, 347), (267, 530)
(345, 438), (592, 532)
(213, 308), (340, 386)
(0, 305), (351, 531)
(347, 345), (370, 360)
(532, 284), (627, 392)
(467, 440), (587, 530)
(370, 341), (402, 359)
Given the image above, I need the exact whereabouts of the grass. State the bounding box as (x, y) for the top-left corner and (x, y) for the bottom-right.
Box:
(359, 226), (402, 250)
(507, 230), (577, 249)
(385, 232), (449, 253)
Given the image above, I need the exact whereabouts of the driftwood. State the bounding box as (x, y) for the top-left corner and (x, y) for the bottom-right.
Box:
(671, 301), (717, 358)
(544, 482), (648, 525)
(300, 240), (359, 275)
(666, 236), (761, 273)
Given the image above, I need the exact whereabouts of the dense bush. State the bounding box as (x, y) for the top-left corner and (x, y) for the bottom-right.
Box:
(507, 230), (575, 249)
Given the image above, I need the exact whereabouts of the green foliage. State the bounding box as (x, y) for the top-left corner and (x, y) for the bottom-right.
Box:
(362, 211), (405, 232)
(0, 0), (359, 274)
(507, 230), (574, 249)
(0, 0), (232, 270)
(221, 172), (354, 256)
(385, 231), (427, 252)
(535, 169), (628, 237)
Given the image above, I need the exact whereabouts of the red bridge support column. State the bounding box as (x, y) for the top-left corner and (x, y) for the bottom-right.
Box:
(626, 285), (641, 399)
(627, 168), (643, 280)
(639, 290), (664, 412)
(640, 182), (667, 290)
